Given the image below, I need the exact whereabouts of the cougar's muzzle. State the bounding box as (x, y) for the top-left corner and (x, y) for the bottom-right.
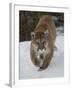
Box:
(40, 54), (43, 59)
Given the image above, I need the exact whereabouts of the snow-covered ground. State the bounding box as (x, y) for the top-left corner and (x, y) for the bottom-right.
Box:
(19, 34), (64, 79)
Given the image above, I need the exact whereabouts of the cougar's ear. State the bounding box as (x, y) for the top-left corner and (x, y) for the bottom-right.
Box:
(31, 32), (35, 40)
(44, 30), (48, 38)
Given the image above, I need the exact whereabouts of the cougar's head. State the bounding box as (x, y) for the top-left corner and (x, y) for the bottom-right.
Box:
(31, 31), (50, 60)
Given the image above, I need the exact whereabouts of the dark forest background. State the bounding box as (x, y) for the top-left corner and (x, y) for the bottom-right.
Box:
(19, 11), (64, 42)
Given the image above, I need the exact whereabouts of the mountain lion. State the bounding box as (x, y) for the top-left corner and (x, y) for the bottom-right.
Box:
(30, 15), (56, 70)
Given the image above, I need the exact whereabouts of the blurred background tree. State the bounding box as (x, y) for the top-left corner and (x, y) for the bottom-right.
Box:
(19, 11), (64, 42)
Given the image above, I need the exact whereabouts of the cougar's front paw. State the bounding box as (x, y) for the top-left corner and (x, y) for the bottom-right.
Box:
(38, 67), (43, 71)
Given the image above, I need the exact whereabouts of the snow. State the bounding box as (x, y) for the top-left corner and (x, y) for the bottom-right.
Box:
(19, 34), (64, 79)
(56, 26), (64, 36)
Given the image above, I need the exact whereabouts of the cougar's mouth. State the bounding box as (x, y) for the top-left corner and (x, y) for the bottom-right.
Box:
(37, 49), (46, 60)
(40, 54), (43, 59)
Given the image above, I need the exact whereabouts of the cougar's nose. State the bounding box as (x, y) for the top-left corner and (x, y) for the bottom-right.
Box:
(38, 46), (43, 50)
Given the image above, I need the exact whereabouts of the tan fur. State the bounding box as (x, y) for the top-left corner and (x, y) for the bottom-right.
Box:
(30, 15), (56, 70)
